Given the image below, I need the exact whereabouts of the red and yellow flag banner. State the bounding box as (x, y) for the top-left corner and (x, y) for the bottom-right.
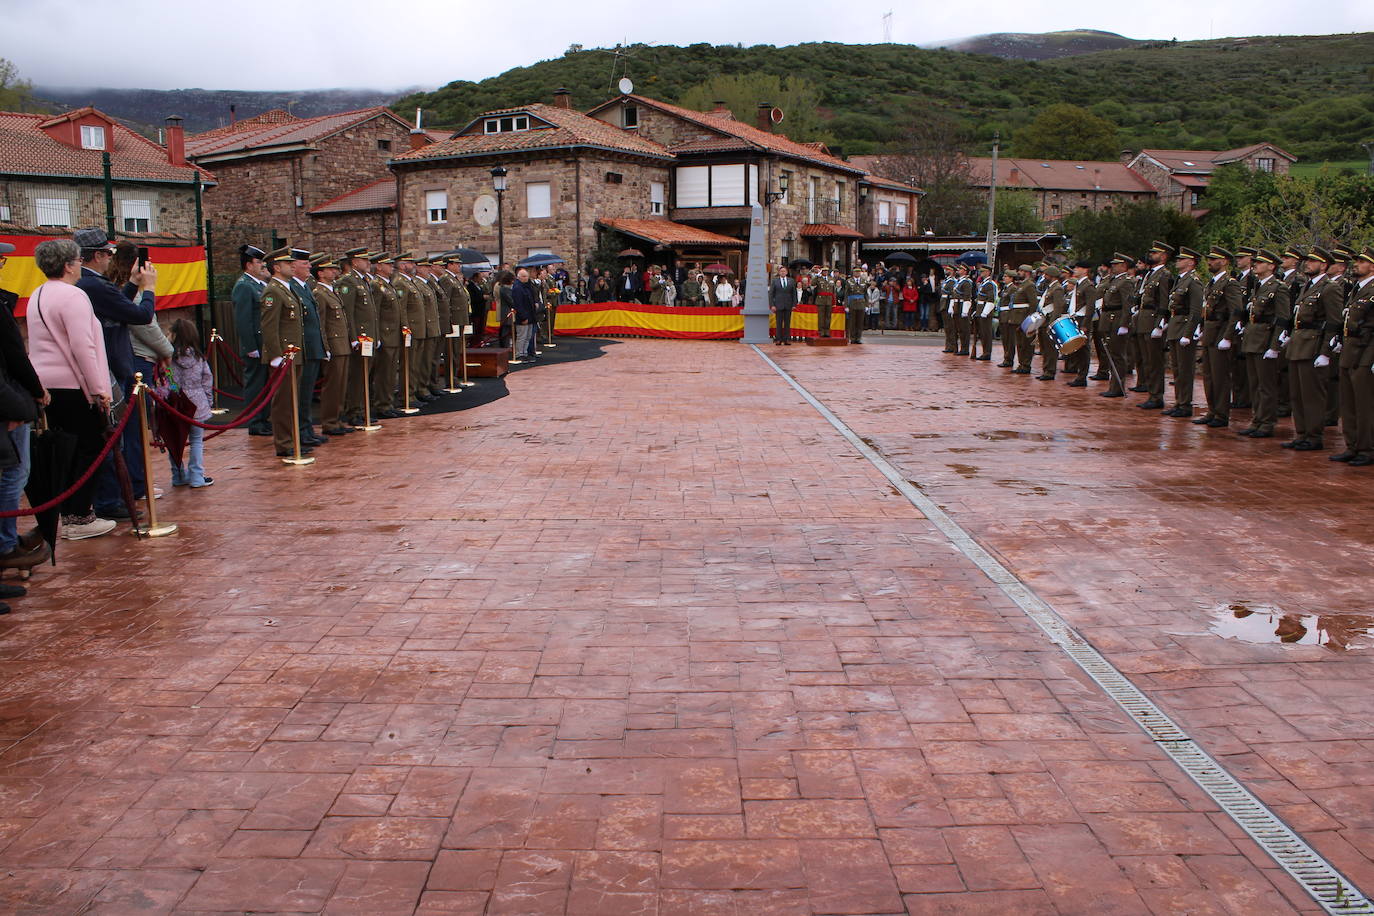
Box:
(0, 234), (208, 315)
(484, 301), (847, 340)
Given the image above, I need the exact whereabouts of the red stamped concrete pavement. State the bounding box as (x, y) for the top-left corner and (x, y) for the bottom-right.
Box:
(0, 337), (1328, 913)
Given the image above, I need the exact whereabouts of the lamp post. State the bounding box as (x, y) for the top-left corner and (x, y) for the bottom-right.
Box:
(491, 165), (508, 267)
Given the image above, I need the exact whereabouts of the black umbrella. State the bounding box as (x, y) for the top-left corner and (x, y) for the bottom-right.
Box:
(517, 253), (566, 268)
(789, 258), (814, 269)
(25, 411), (78, 564)
(442, 247), (491, 265)
(955, 250), (989, 265)
(884, 251), (920, 264)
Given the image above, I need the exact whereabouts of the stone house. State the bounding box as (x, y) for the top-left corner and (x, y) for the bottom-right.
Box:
(1125, 144), (1297, 216)
(0, 106), (213, 240)
(962, 157), (1159, 225)
(856, 174), (924, 240)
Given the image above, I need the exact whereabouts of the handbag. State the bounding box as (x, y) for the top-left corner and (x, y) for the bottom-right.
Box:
(31, 288), (124, 410)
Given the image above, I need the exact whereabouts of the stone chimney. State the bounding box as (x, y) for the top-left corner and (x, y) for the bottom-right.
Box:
(409, 107), (427, 151)
(709, 100), (733, 119)
(553, 88), (573, 109)
(1007, 167), (1020, 186)
(164, 115), (186, 167)
(756, 102), (773, 133)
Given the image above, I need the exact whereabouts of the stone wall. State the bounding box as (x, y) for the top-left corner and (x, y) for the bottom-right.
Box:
(308, 209), (394, 259)
(0, 177), (200, 239)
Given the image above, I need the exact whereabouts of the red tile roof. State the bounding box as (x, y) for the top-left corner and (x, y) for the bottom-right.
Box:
(308, 177), (396, 215)
(186, 107), (409, 160)
(1133, 144), (1296, 173)
(966, 157), (1157, 194)
(392, 103), (672, 163)
(189, 109), (301, 143)
(593, 95), (864, 175)
(800, 223), (864, 239)
(0, 108), (214, 184)
(597, 218), (747, 249)
(860, 174), (923, 194)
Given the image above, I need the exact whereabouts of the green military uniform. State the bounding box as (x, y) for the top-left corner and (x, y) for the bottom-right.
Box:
(369, 257), (403, 415)
(336, 250), (377, 424)
(973, 270), (997, 360)
(1334, 248), (1374, 464)
(940, 275), (957, 352)
(1134, 242), (1174, 406)
(816, 274), (836, 339)
(844, 275), (866, 343)
(1097, 256), (1134, 396)
(1238, 251), (1291, 438)
(1006, 268), (1036, 373)
(1326, 245), (1359, 427)
(647, 272), (665, 305)
(1283, 247), (1345, 450)
(953, 271), (974, 356)
(1163, 248), (1204, 416)
(1196, 248), (1244, 427)
(309, 260), (352, 435)
(446, 266), (473, 378)
(388, 262), (422, 406)
(1035, 268), (1067, 379)
(259, 263), (304, 456)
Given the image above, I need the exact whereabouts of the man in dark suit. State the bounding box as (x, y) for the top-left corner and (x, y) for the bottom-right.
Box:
(619, 265), (641, 302)
(769, 266), (797, 345)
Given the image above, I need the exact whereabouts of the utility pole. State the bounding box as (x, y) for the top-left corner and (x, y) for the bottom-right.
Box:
(984, 131), (999, 267)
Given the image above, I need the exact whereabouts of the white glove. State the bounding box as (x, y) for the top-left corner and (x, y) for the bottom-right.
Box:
(1180, 337), (1191, 347)
(1333, 341), (1343, 354)
(1150, 327), (1163, 339)
(1263, 349), (1278, 359)
(1314, 355), (1330, 368)
(1217, 339), (1232, 351)
(324, 351), (331, 361)
(1278, 331), (1290, 346)
(1235, 322), (1244, 334)
(351, 340), (359, 350)
(1039, 304), (1051, 315)
(270, 357), (284, 368)
(247, 350), (260, 359)
(1191, 326), (1202, 341)
(1116, 327), (1129, 336)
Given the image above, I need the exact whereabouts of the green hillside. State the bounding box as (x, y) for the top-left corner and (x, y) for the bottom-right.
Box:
(396, 33), (1374, 162)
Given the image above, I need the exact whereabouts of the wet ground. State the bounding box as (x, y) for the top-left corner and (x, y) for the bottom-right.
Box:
(0, 338), (1368, 913)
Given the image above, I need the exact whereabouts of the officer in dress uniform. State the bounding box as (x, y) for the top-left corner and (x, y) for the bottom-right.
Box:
(231, 245), (272, 436)
(433, 256), (457, 376)
(845, 271), (866, 344)
(369, 254), (403, 418)
(309, 256), (354, 436)
(815, 270), (835, 339)
(1194, 247), (1244, 428)
(445, 258), (473, 377)
(258, 248), (307, 457)
(1006, 264), (1036, 374)
(336, 248), (377, 427)
(1325, 244), (1358, 428)
(973, 264), (997, 361)
(1063, 261), (1095, 387)
(953, 265), (974, 356)
(997, 269), (1017, 368)
(1230, 246), (1259, 410)
(1332, 247), (1374, 466)
(413, 258), (443, 397)
(388, 253), (423, 405)
(1098, 254), (1134, 397)
(1282, 247), (1344, 451)
(1133, 241), (1174, 409)
(940, 271), (958, 352)
(286, 247), (326, 447)
(1237, 249), (1291, 439)
(1162, 247), (1204, 418)
(1035, 265), (1066, 380)
(1277, 246), (1305, 418)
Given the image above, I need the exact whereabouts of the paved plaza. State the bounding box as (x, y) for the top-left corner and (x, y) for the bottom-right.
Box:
(1, 337), (1371, 914)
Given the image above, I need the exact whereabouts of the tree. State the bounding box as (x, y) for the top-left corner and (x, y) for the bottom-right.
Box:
(0, 58), (34, 111)
(1062, 201), (1198, 266)
(875, 110), (984, 235)
(993, 189), (1043, 233)
(678, 74), (822, 141)
(1015, 104), (1119, 161)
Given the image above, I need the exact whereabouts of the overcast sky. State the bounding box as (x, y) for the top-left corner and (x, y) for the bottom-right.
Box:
(7, 0), (1372, 92)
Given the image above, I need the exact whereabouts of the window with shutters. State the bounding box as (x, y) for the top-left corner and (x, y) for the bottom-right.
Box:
(425, 190), (448, 224)
(35, 198), (71, 227)
(120, 199), (152, 233)
(878, 201), (891, 226)
(526, 181), (551, 219)
(650, 182), (664, 215)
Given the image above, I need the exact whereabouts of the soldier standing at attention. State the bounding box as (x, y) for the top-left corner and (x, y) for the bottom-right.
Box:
(845, 271), (867, 344)
(1194, 247), (1244, 429)
(259, 248), (307, 458)
(1238, 249), (1290, 439)
(815, 269), (835, 339)
(1325, 244), (1358, 428)
(1064, 261), (1095, 387)
(997, 269), (1017, 368)
(1133, 241), (1173, 410)
(1230, 246), (1259, 410)
(1162, 247), (1204, 418)
(1006, 264), (1037, 374)
(309, 256), (354, 436)
(433, 257), (456, 379)
(1331, 247), (1374, 466)
(336, 249), (376, 428)
(369, 255), (403, 419)
(953, 265), (974, 356)
(231, 245), (272, 437)
(388, 254), (422, 405)
(1277, 246), (1305, 418)
(287, 248), (326, 448)
(940, 270), (957, 352)
(405, 256), (439, 400)
(1282, 247), (1343, 452)
(1035, 265), (1066, 380)
(973, 263), (997, 361)
(1098, 254), (1134, 398)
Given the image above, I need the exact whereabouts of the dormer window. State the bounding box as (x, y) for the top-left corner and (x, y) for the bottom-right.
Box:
(80, 125), (106, 150)
(622, 106), (639, 129)
(484, 116), (530, 134)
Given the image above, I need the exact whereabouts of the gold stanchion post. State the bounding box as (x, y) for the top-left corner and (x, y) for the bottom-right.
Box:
(209, 329), (228, 415)
(459, 325), (476, 387)
(281, 346), (315, 466)
(545, 296), (557, 349)
(357, 333), (381, 431)
(399, 327), (419, 414)
(132, 372), (177, 537)
(443, 334), (461, 394)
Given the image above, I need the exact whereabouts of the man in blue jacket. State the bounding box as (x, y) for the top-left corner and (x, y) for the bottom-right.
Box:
(72, 228), (157, 521)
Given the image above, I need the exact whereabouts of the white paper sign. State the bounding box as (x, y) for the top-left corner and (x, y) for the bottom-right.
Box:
(404, 333), (412, 348)
(360, 340), (374, 358)
(451, 324), (461, 337)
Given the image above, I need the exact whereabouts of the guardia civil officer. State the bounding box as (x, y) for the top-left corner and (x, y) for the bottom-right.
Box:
(231, 245), (272, 436)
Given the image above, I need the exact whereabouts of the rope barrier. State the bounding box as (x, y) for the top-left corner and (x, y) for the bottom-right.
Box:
(0, 405), (136, 518)
(212, 386), (244, 401)
(207, 339), (244, 386)
(147, 360), (290, 438)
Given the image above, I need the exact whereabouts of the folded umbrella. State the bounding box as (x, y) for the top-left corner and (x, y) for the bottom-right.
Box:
(24, 411), (78, 564)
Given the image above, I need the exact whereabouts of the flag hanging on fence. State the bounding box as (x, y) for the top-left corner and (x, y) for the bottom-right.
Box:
(0, 233), (207, 314)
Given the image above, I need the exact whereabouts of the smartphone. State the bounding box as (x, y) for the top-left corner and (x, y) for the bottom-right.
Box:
(137, 246), (150, 267)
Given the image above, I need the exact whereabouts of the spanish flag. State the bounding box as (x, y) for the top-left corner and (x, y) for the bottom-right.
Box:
(0, 234), (208, 315)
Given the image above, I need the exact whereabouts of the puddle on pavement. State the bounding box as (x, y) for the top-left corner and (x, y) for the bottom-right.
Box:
(974, 430), (1057, 442)
(910, 433), (940, 439)
(1206, 603), (1374, 650)
(946, 463), (979, 478)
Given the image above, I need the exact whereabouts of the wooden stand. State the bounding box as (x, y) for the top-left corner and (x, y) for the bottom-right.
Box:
(466, 347), (512, 378)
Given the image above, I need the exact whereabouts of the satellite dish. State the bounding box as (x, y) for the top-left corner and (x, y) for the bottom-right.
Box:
(618, 77), (634, 95)
(770, 107), (785, 124)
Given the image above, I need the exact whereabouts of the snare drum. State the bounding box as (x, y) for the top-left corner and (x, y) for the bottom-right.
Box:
(1048, 314), (1087, 355)
(1020, 312), (1045, 336)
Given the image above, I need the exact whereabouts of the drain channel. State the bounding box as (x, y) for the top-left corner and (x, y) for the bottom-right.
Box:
(753, 345), (1373, 916)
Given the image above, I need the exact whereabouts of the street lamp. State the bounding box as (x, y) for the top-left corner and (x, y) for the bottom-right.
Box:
(490, 165), (508, 267)
(764, 171), (789, 205)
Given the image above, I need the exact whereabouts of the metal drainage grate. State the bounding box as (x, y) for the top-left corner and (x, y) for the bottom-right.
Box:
(754, 346), (1374, 916)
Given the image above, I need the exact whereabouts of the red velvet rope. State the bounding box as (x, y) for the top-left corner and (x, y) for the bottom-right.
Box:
(147, 361), (290, 439)
(208, 338), (244, 386)
(0, 406), (137, 518)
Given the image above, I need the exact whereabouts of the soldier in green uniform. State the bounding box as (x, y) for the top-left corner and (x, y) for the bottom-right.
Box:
(973, 264), (997, 361)
(1005, 264), (1036, 374)
(1332, 247), (1374, 465)
(1133, 241), (1173, 409)
(336, 248), (376, 427)
(388, 253), (422, 406)
(1098, 254), (1134, 397)
(286, 247), (326, 447)
(940, 271), (957, 352)
(433, 257), (457, 378)
(997, 268), (1018, 368)
(1230, 246), (1259, 410)
(413, 258), (443, 397)
(1063, 261), (1094, 386)
(1162, 247), (1204, 417)
(259, 248), (307, 457)
(845, 271), (866, 343)
(1277, 246), (1305, 418)
(1282, 247), (1344, 451)
(444, 258), (473, 379)
(1237, 249), (1291, 439)
(1194, 247), (1244, 428)
(231, 245), (272, 436)
(952, 265), (974, 356)
(1325, 244), (1358, 428)
(370, 254), (403, 418)
(309, 256), (353, 436)
(815, 270), (836, 339)
(1034, 265), (1066, 380)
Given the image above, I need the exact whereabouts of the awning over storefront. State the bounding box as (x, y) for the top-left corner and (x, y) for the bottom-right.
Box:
(597, 218), (747, 249)
(800, 223), (864, 239)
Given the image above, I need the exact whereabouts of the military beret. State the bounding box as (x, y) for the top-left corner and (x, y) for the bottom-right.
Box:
(1332, 244), (1357, 262)
(1356, 247), (1374, 265)
(1253, 248), (1279, 265)
(1306, 246), (1334, 265)
(1235, 246), (1257, 257)
(1206, 246), (1233, 261)
(1176, 246), (1202, 261)
(344, 246), (369, 258)
(1109, 252), (1133, 265)
(1282, 245), (1306, 261)
(1149, 240), (1176, 257)
(240, 244), (267, 260)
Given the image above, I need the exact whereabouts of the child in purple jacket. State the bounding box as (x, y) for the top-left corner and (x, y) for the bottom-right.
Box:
(167, 319), (214, 488)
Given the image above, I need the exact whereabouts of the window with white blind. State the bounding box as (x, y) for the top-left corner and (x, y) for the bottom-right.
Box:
(675, 166), (708, 207)
(80, 125), (106, 150)
(35, 198), (71, 227)
(748, 165), (759, 205)
(878, 201), (891, 226)
(895, 202), (908, 226)
(0, 205), (10, 222)
(650, 182), (664, 215)
(425, 189), (448, 224)
(121, 199), (152, 233)
(526, 182), (551, 218)
(710, 165), (745, 206)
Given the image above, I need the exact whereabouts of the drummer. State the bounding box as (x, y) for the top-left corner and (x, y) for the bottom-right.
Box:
(1036, 265), (1068, 381)
(1065, 261), (1096, 387)
(1006, 263), (1037, 374)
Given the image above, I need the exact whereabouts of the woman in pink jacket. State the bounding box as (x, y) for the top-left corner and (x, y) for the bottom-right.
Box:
(26, 239), (116, 540)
